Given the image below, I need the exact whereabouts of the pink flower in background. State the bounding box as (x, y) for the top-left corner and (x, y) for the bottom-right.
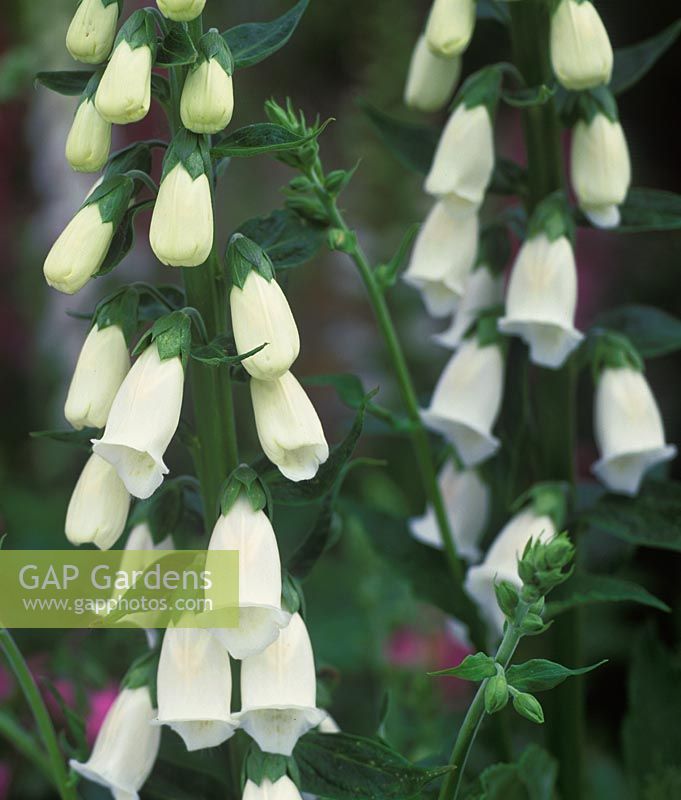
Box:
(86, 685), (119, 745)
(385, 627), (431, 667)
(0, 667), (13, 703)
(0, 763), (12, 800)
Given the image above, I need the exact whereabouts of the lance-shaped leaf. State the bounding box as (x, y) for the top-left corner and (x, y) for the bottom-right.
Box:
(156, 21), (198, 67)
(35, 70), (94, 96)
(614, 188), (681, 233)
(505, 659), (607, 693)
(611, 19), (681, 95)
(546, 573), (669, 617)
(211, 121), (327, 159)
(30, 427), (101, 449)
(429, 652), (497, 681)
(190, 333), (266, 367)
(595, 304), (681, 359)
(223, 0), (309, 70)
(236, 208), (326, 270)
(295, 732), (452, 800)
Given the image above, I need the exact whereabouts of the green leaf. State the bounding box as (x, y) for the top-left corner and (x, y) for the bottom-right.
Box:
(223, 0), (309, 70)
(429, 652), (497, 681)
(295, 732), (452, 799)
(615, 189), (681, 233)
(190, 335), (266, 367)
(375, 224), (420, 290)
(211, 122), (326, 159)
(505, 659), (606, 693)
(502, 84), (555, 108)
(286, 484), (342, 580)
(479, 746), (558, 800)
(546, 573), (670, 616)
(595, 304), (681, 358)
(236, 209), (326, 270)
(34, 70), (94, 96)
(582, 481), (681, 552)
(477, 0), (510, 24)
(360, 101), (439, 175)
(156, 21), (198, 66)
(30, 427), (100, 449)
(611, 20), (681, 95)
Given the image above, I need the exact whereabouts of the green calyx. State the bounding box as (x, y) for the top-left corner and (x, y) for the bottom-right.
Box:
(526, 191), (575, 243)
(121, 648), (160, 706)
(476, 223), (512, 274)
(227, 233), (276, 289)
(133, 310), (194, 367)
(241, 743), (300, 789)
(473, 306), (506, 349)
(518, 532), (575, 600)
(161, 128), (211, 181)
(114, 8), (157, 56)
(196, 28), (234, 76)
(219, 464), (270, 517)
(79, 70), (103, 105)
(509, 687), (545, 724)
(101, 0), (124, 10)
(82, 174), (135, 228)
(574, 86), (620, 125)
(281, 571), (304, 616)
(93, 286), (139, 346)
(512, 482), (570, 530)
(484, 666), (509, 715)
(591, 329), (644, 377)
(458, 65), (503, 117)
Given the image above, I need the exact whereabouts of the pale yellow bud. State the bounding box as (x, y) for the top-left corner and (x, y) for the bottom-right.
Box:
(404, 35), (461, 113)
(65, 98), (112, 173)
(425, 0), (476, 58)
(66, 0), (119, 64)
(181, 59), (234, 134)
(95, 40), (152, 124)
(156, 0), (206, 22)
(550, 0), (613, 90)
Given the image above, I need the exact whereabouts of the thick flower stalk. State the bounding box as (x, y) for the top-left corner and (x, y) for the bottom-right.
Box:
(549, 0), (613, 90)
(156, 0), (206, 22)
(425, 0), (476, 58)
(235, 612), (326, 756)
(95, 9), (156, 125)
(156, 626), (238, 751)
(149, 130), (214, 267)
(404, 34), (461, 113)
(70, 686), (160, 798)
(65, 74), (111, 173)
(243, 776), (304, 800)
(181, 29), (235, 134)
(66, 0), (121, 65)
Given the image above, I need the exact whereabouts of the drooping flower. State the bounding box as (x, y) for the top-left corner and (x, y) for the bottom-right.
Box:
(251, 372), (329, 482)
(425, 0), (476, 58)
(65, 454), (131, 550)
(66, 0), (120, 64)
(404, 35), (461, 113)
(243, 776), (304, 800)
(550, 0), (613, 90)
(181, 30), (235, 134)
(65, 94), (111, 173)
(70, 686), (160, 798)
(155, 627), (237, 751)
(235, 613), (326, 755)
(156, 0), (206, 22)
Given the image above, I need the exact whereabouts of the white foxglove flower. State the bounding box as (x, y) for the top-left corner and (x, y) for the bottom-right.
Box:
(243, 777), (303, 800)
(125, 522), (174, 552)
(181, 31), (234, 134)
(422, 337), (504, 467)
(93, 345), (185, 500)
(65, 324), (130, 430)
(425, 103), (495, 206)
(156, 627), (237, 751)
(70, 686), (160, 798)
(230, 267), (300, 381)
(410, 461), (490, 562)
(571, 112), (631, 229)
(404, 35), (461, 113)
(65, 97), (111, 173)
(65, 453), (130, 550)
(157, 0), (206, 22)
(66, 0), (120, 64)
(425, 0), (476, 58)
(318, 714), (340, 734)
(208, 496), (290, 659)
(550, 0), (613, 90)
(465, 509), (556, 636)
(235, 613), (326, 755)
(251, 372), (329, 482)
(499, 233), (583, 369)
(592, 367), (677, 496)
(434, 265), (504, 349)
(403, 200), (479, 318)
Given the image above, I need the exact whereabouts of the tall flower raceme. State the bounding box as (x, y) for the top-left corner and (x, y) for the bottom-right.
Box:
(149, 130), (214, 267)
(591, 335), (677, 496)
(181, 29), (235, 134)
(499, 194), (584, 369)
(549, 0), (613, 91)
(424, 0), (476, 59)
(66, 0), (121, 64)
(570, 89), (631, 229)
(66, 73), (112, 173)
(95, 9), (156, 125)
(424, 67), (502, 208)
(93, 311), (189, 499)
(207, 468), (291, 659)
(422, 314), (506, 467)
(404, 34), (462, 113)
(464, 484), (566, 637)
(156, 0), (206, 22)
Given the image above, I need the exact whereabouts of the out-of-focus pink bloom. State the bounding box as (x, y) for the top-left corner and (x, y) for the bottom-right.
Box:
(0, 762), (12, 800)
(385, 627), (431, 667)
(42, 678), (77, 725)
(0, 667), (13, 702)
(86, 685), (119, 745)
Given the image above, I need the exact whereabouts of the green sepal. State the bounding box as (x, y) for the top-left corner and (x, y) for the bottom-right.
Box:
(494, 580), (520, 618)
(457, 65), (503, 117)
(121, 649), (160, 707)
(101, 0), (124, 10)
(428, 652), (497, 681)
(81, 174), (135, 229)
(574, 86), (619, 125)
(511, 482), (571, 530)
(219, 464), (271, 517)
(526, 191), (574, 243)
(475, 306), (506, 349)
(103, 140), (156, 182)
(476, 223), (512, 274)
(484, 666), (509, 715)
(114, 8), (158, 57)
(509, 688), (544, 724)
(196, 28), (234, 76)
(134, 310), (194, 367)
(590, 329), (645, 378)
(92, 286), (139, 347)
(281, 571), (305, 616)
(161, 128), (211, 181)
(227, 233), (276, 288)
(77, 69), (103, 105)
(241, 742), (299, 789)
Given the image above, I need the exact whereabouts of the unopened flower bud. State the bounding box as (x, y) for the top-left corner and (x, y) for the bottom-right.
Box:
(425, 0), (476, 58)
(65, 97), (112, 173)
(550, 0), (613, 90)
(181, 31), (235, 134)
(494, 580), (519, 619)
(484, 670), (509, 714)
(66, 0), (120, 64)
(404, 35), (461, 113)
(156, 0), (206, 22)
(512, 690), (544, 724)
(243, 777), (304, 800)
(520, 613), (546, 635)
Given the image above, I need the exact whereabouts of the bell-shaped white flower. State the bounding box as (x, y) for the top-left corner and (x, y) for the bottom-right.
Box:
(571, 113), (631, 229)
(66, 0), (119, 64)
(43, 204), (113, 295)
(208, 496), (291, 659)
(181, 59), (234, 134)
(410, 461), (490, 562)
(156, 627), (237, 751)
(65, 324), (130, 431)
(95, 40), (152, 124)
(434, 265), (504, 349)
(422, 337), (504, 467)
(235, 613), (326, 755)
(251, 372), (329, 482)
(125, 522), (174, 552)
(550, 0), (613, 90)
(403, 200), (479, 318)
(499, 234), (583, 369)
(230, 271), (300, 381)
(70, 686), (160, 798)
(404, 35), (461, 113)
(592, 367), (677, 496)
(65, 454), (130, 551)
(465, 509), (556, 636)
(93, 345), (185, 500)
(425, 0), (476, 58)
(65, 98), (112, 173)
(243, 777), (304, 800)
(150, 162), (214, 267)
(425, 104), (495, 206)
(157, 0), (206, 22)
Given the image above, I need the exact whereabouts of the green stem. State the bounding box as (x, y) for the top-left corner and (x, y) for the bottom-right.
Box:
(0, 630), (76, 800)
(0, 711), (51, 778)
